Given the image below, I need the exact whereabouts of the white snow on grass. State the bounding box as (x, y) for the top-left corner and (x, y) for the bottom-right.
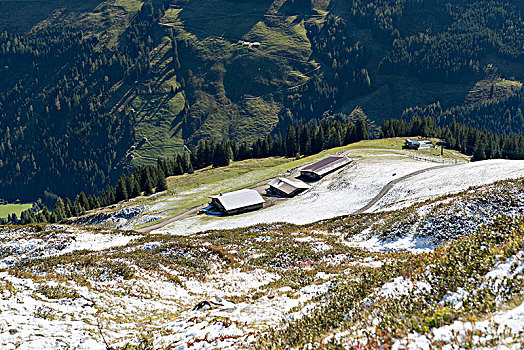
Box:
(345, 229), (438, 253)
(0, 273), (102, 350)
(59, 231), (136, 254)
(377, 276), (431, 299)
(376, 159), (524, 212)
(152, 156), (524, 236)
(0, 226), (137, 269)
(154, 154), (438, 235)
(354, 233), (437, 253)
(393, 301), (524, 350)
(392, 251), (524, 349)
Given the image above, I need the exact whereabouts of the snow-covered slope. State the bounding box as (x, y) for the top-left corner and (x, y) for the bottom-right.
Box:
(153, 154), (524, 235)
(2, 153), (524, 349)
(374, 159), (524, 212)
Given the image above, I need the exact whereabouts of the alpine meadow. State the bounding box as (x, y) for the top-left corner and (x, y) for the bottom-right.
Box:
(1, 0), (524, 349)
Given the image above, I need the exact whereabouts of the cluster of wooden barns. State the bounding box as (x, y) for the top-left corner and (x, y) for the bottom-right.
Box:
(208, 156), (351, 215)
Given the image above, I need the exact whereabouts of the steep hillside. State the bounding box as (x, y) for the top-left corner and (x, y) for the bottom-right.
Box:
(0, 0), (523, 203)
(1, 175), (524, 348)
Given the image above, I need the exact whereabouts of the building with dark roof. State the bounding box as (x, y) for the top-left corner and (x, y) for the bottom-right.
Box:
(300, 156), (351, 180)
(267, 178), (310, 197)
(210, 189), (265, 215)
(404, 139), (434, 150)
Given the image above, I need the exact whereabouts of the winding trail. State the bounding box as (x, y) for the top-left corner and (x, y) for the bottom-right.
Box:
(136, 148), (462, 233)
(136, 204), (206, 233)
(353, 164), (455, 214)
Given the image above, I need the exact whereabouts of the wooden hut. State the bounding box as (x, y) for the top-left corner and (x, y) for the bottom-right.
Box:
(267, 178), (310, 197)
(210, 189), (265, 215)
(300, 156), (351, 180)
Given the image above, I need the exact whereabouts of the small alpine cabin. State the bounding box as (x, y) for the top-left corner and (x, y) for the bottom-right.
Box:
(210, 189), (265, 215)
(300, 156), (351, 180)
(267, 178), (310, 197)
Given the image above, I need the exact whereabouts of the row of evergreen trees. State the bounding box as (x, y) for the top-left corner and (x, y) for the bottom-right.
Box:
(193, 118), (370, 169)
(1, 118), (369, 225)
(381, 116), (524, 161)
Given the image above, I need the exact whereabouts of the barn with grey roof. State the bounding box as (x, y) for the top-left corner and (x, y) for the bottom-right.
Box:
(210, 189), (265, 215)
(300, 156), (351, 180)
(267, 178), (310, 197)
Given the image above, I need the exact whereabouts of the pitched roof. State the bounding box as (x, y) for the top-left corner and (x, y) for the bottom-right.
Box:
(268, 177), (310, 195)
(300, 156), (351, 177)
(210, 189), (265, 212)
(405, 139), (420, 145)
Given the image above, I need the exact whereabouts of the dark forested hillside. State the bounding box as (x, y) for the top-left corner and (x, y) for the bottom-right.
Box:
(0, 1), (169, 202)
(0, 0), (522, 203)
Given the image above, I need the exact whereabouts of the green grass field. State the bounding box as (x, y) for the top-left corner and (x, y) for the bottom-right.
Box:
(0, 204), (32, 219)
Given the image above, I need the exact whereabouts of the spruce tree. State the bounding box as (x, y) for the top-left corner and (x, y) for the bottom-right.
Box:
(77, 192), (90, 211)
(53, 198), (66, 222)
(144, 175), (154, 195)
(41, 207), (51, 222)
(286, 125), (297, 157)
(64, 198), (73, 218)
(156, 176), (168, 192)
(355, 119), (369, 140)
(115, 178), (128, 202)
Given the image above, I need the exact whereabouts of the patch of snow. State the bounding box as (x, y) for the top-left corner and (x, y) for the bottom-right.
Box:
(154, 155), (437, 234)
(346, 232), (437, 253)
(378, 277), (431, 299)
(377, 159), (524, 212)
(311, 241), (332, 252)
(393, 300), (524, 349)
(0, 228), (136, 269)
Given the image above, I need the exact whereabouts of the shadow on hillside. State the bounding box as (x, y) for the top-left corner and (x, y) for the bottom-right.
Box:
(174, 0), (274, 41)
(0, 0), (105, 33)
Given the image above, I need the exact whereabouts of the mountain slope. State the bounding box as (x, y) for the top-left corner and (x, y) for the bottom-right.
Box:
(1, 173), (524, 348)
(0, 0), (523, 203)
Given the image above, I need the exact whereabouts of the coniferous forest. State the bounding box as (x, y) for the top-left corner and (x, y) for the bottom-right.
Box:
(0, 0), (523, 211)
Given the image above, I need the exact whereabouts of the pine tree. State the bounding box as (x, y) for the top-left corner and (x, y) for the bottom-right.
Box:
(41, 207), (51, 222)
(473, 141), (486, 161)
(286, 125), (297, 157)
(52, 197), (66, 222)
(274, 132), (284, 156)
(64, 198), (73, 218)
(131, 176), (141, 198)
(77, 192), (90, 211)
(355, 119), (369, 140)
(143, 175), (154, 195)
(115, 177), (128, 202)
(156, 175), (168, 192)
(212, 143), (230, 167)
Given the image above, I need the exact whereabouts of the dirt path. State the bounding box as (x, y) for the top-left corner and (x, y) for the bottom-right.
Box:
(353, 164), (455, 214)
(136, 148), (460, 232)
(136, 204), (207, 233)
